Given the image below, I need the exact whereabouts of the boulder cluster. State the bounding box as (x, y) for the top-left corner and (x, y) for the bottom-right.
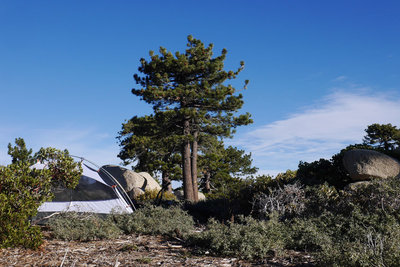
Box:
(101, 165), (206, 201)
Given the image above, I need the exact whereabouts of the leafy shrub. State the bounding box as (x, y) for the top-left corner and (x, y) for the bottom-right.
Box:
(283, 178), (400, 266)
(285, 214), (333, 252)
(310, 211), (400, 266)
(345, 178), (400, 215)
(189, 171), (298, 222)
(113, 204), (195, 238)
(297, 158), (349, 188)
(135, 189), (177, 202)
(47, 212), (121, 241)
(0, 140), (82, 249)
(188, 215), (285, 260)
(0, 163), (52, 249)
(185, 198), (238, 223)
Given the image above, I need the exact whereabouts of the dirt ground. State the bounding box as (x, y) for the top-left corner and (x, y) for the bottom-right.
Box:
(0, 233), (315, 267)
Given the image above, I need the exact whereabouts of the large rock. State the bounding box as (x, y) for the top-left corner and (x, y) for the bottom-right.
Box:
(342, 149), (400, 181)
(101, 165), (161, 199)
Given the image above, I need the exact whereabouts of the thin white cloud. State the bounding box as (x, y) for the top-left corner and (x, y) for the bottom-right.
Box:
(235, 90), (400, 175)
(333, 75), (347, 82)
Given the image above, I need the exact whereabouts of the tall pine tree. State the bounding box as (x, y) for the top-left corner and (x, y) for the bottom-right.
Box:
(126, 35), (252, 201)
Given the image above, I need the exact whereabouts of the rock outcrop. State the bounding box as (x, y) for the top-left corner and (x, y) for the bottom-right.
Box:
(101, 165), (161, 199)
(342, 149), (400, 181)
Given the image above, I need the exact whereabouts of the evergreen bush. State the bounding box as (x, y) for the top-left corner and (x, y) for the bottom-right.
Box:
(113, 204), (195, 238)
(0, 163), (52, 248)
(47, 212), (121, 241)
(188, 214), (285, 260)
(135, 188), (177, 202)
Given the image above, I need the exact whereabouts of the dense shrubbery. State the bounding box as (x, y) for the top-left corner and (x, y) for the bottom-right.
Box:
(41, 177), (400, 265)
(186, 177), (400, 264)
(0, 163), (49, 248)
(271, 178), (400, 266)
(112, 204), (195, 238)
(188, 215), (285, 260)
(48, 212), (121, 241)
(45, 204), (196, 241)
(193, 171), (298, 222)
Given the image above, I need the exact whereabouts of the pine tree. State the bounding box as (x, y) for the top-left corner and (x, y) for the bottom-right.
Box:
(363, 123), (400, 151)
(127, 35), (252, 201)
(7, 138), (33, 164)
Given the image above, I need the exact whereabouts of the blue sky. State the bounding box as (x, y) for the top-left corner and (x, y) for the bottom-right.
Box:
(1, 0), (400, 177)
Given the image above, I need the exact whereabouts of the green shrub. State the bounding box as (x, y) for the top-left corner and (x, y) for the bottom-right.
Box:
(113, 204), (195, 238)
(47, 212), (121, 241)
(135, 189), (177, 202)
(200, 173), (298, 220)
(0, 162), (52, 249)
(283, 179), (400, 266)
(0, 141), (82, 249)
(189, 215), (285, 260)
(184, 198), (237, 223)
(286, 215), (333, 252)
(314, 212), (400, 266)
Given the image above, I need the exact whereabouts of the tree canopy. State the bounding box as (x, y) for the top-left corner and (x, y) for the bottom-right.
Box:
(363, 123), (400, 151)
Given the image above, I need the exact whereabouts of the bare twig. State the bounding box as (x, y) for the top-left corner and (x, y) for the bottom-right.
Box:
(59, 247), (69, 267)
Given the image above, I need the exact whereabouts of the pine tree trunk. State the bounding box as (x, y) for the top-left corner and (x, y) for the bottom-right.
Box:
(182, 118), (194, 201)
(191, 130), (199, 202)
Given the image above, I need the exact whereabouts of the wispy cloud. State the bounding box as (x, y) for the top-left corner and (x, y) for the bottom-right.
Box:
(332, 75), (347, 82)
(235, 90), (400, 175)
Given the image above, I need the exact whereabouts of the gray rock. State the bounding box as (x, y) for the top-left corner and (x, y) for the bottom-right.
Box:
(342, 149), (400, 181)
(101, 165), (161, 199)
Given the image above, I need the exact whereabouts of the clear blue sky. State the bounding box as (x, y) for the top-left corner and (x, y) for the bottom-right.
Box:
(1, 0), (400, 176)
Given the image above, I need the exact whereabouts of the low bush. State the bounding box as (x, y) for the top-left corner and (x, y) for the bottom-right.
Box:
(185, 198), (241, 223)
(113, 204), (195, 238)
(282, 178), (400, 266)
(0, 163), (51, 249)
(297, 211), (400, 266)
(198, 173), (298, 221)
(188, 214), (286, 260)
(47, 212), (121, 241)
(135, 189), (177, 202)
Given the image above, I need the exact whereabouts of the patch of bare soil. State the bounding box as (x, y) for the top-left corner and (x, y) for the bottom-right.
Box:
(0, 233), (314, 266)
